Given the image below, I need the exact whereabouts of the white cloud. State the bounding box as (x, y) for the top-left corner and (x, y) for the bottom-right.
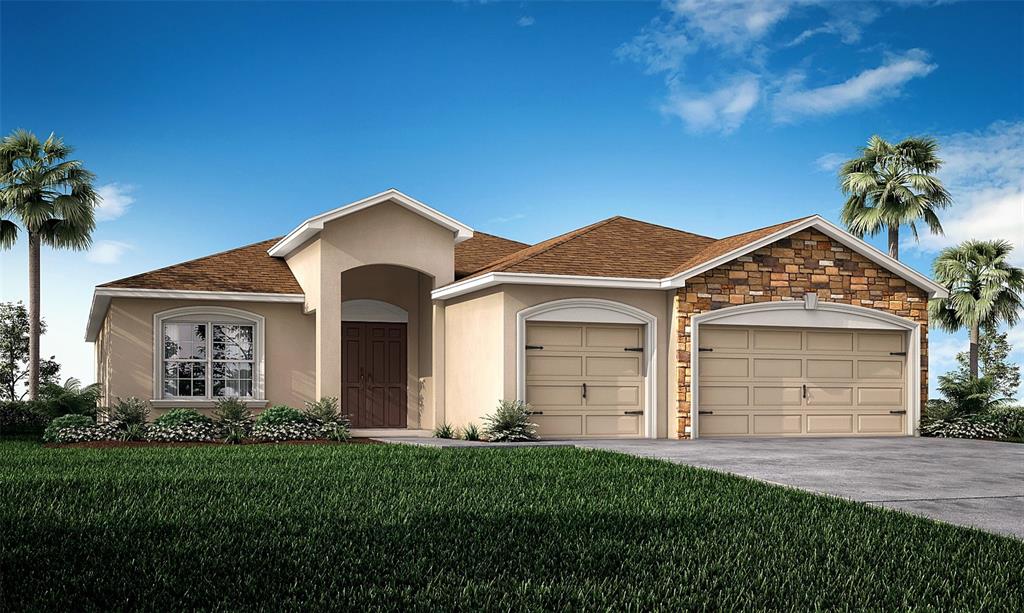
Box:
(667, 0), (793, 51)
(662, 75), (760, 134)
(86, 240), (133, 264)
(516, 16), (535, 27)
(786, 3), (880, 46)
(905, 121), (1024, 263)
(773, 49), (936, 121)
(95, 183), (136, 222)
(814, 152), (845, 173)
(488, 213), (526, 224)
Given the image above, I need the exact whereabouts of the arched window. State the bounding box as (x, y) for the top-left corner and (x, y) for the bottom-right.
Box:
(154, 307), (265, 400)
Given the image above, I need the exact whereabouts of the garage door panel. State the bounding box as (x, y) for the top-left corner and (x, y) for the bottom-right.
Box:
(806, 386), (853, 406)
(527, 355), (582, 377)
(698, 325), (907, 438)
(701, 357), (748, 378)
(858, 413), (904, 433)
(806, 331), (853, 351)
(527, 325), (582, 348)
(807, 359), (854, 379)
(754, 358), (801, 378)
(532, 415), (583, 437)
(752, 329), (802, 351)
(701, 328), (748, 350)
(700, 386), (749, 406)
(858, 332), (903, 353)
(857, 387), (903, 406)
(753, 414), (802, 434)
(586, 356), (640, 377)
(526, 385), (582, 407)
(700, 414), (749, 435)
(858, 360), (903, 379)
(586, 415), (641, 436)
(753, 386), (802, 406)
(586, 385), (640, 407)
(806, 414), (854, 434)
(586, 326), (640, 348)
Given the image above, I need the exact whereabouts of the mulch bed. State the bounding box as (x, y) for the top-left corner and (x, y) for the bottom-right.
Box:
(46, 438), (381, 449)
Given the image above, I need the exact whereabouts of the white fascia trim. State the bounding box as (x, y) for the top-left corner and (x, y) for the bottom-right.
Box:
(431, 272), (663, 300)
(661, 216), (948, 298)
(268, 188), (475, 257)
(84, 288), (305, 341)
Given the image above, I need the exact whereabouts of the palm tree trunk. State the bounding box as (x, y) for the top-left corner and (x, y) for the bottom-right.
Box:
(969, 323), (980, 379)
(887, 225), (899, 260)
(28, 231), (41, 401)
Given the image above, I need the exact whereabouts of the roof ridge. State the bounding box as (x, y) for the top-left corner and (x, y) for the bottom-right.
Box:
(472, 216), (621, 275)
(99, 236), (284, 288)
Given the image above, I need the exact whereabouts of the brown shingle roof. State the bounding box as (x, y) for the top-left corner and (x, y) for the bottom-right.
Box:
(667, 216), (814, 276)
(100, 238), (304, 294)
(454, 232), (530, 279)
(464, 216), (717, 279)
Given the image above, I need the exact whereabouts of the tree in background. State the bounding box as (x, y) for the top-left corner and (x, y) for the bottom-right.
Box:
(0, 130), (99, 400)
(0, 301), (60, 400)
(953, 321), (1020, 398)
(839, 135), (952, 260)
(930, 239), (1024, 379)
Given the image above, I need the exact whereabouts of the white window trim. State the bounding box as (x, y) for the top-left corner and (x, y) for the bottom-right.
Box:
(688, 300), (920, 440)
(515, 298), (658, 439)
(152, 306), (266, 403)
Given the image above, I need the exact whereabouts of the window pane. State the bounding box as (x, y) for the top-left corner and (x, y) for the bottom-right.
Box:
(212, 361), (253, 398)
(213, 325), (253, 360)
(164, 323), (206, 359)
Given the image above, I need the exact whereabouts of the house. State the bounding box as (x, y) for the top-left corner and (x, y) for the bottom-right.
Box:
(86, 189), (947, 439)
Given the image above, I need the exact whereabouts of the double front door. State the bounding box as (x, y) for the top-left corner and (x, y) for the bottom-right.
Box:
(341, 322), (407, 428)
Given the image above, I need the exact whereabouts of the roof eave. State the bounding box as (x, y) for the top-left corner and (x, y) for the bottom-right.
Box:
(268, 189), (474, 258)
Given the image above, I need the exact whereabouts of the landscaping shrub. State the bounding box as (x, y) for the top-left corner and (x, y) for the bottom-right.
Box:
(920, 413), (1008, 439)
(212, 398), (252, 444)
(461, 422), (480, 441)
(990, 405), (1024, 440)
(252, 405), (321, 442)
(100, 397), (151, 441)
(433, 422), (454, 439)
(931, 373), (1011, 417)
(302, 397), (351, 442)
(147, 409), (219, 443)
(0, 401), (49, 436)
(482, 399), (538, 442)
(36, 378), (100, 420)
(42, 414), (101, 444)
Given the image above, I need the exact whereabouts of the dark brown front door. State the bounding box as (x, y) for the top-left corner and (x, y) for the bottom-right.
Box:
(342, 322), (408, 428)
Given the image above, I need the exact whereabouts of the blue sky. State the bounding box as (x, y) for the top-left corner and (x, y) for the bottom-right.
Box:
(1, 1), (1022, 396)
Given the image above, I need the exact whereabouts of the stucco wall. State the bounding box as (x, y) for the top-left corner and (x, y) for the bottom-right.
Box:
(285, 238), (320, 314)
(443, 288), (505, 430)
(673, 228), (930, 437)
(100, 297), (315, 418)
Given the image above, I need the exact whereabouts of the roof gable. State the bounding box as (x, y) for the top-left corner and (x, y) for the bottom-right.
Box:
(268, 189), (474, 257)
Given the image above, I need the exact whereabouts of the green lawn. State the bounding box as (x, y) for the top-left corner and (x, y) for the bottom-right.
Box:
(1, 440), (1021, 610)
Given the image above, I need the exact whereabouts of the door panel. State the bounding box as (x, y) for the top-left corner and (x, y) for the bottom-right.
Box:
(698, 326), (907, 438)
(343, 321), (407, 428)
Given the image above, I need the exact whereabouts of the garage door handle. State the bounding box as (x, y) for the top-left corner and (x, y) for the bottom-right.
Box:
(802, 384), (807, 399)
(582, 383), (587, 399)
(890, 410), (907, 415)
(623, 410), (643, 415)
(698, 410), (713, 415)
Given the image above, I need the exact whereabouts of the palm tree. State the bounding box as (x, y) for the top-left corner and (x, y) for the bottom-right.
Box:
(929, 240), (1024, 379)
(0, 130), (100, 400)
(839, 135), (952, 259)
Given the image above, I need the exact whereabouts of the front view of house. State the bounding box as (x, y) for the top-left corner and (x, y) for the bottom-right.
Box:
(86, 189), (946, 439)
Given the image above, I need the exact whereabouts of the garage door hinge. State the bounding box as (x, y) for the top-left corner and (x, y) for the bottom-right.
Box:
(698, 410), (713, 415)
(889, 410), (907, 415)
(889, 351), (907, 356)
(623, 410), (643, 415)
(624, 347), (644, 352)
(526, 411), (544, 415)
(698, 347), (713, 352)
(525, 345), (544, 350)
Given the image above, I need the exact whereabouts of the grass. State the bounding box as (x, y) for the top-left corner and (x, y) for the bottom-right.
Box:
(1, 440), (1021, 610)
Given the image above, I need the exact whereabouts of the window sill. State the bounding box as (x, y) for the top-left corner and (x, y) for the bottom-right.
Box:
(149, 399), (269, 409)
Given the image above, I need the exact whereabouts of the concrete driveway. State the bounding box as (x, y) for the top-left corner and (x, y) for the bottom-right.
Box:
(577, 437), (1024, 539)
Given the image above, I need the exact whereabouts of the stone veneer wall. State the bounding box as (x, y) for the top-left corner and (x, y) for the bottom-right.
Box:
(674, 229), (929, 438)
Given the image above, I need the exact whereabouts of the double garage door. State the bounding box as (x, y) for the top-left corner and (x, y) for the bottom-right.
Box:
(697, 325), (908, 437)
(525, 322), (645, 438)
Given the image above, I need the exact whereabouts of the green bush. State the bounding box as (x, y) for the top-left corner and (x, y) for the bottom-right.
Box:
(36, 378), (100, 420)
(212, 398), (252, 444)
(932, 373), (1011, 417)
(104, 397), (150, 426)
(920, 413), (1008, 440)
(254, 405), (304, 426)
(153, 408), (211, 428)
(482, 399), (538, 442)
(42, 414), (97, 444)
(0, 401), (49, 436)
(461, 423), (480, 441)
(303, 397), (350, 442)
(433, 422), (454, 439)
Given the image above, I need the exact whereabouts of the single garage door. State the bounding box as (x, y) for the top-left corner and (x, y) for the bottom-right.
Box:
(697, 325), (907, 437)
(525, 322), (645, 438)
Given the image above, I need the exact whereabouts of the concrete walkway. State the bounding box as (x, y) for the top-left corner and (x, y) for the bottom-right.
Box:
(374, 436), (1023, 539)
(577, 437), (1024, 539)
